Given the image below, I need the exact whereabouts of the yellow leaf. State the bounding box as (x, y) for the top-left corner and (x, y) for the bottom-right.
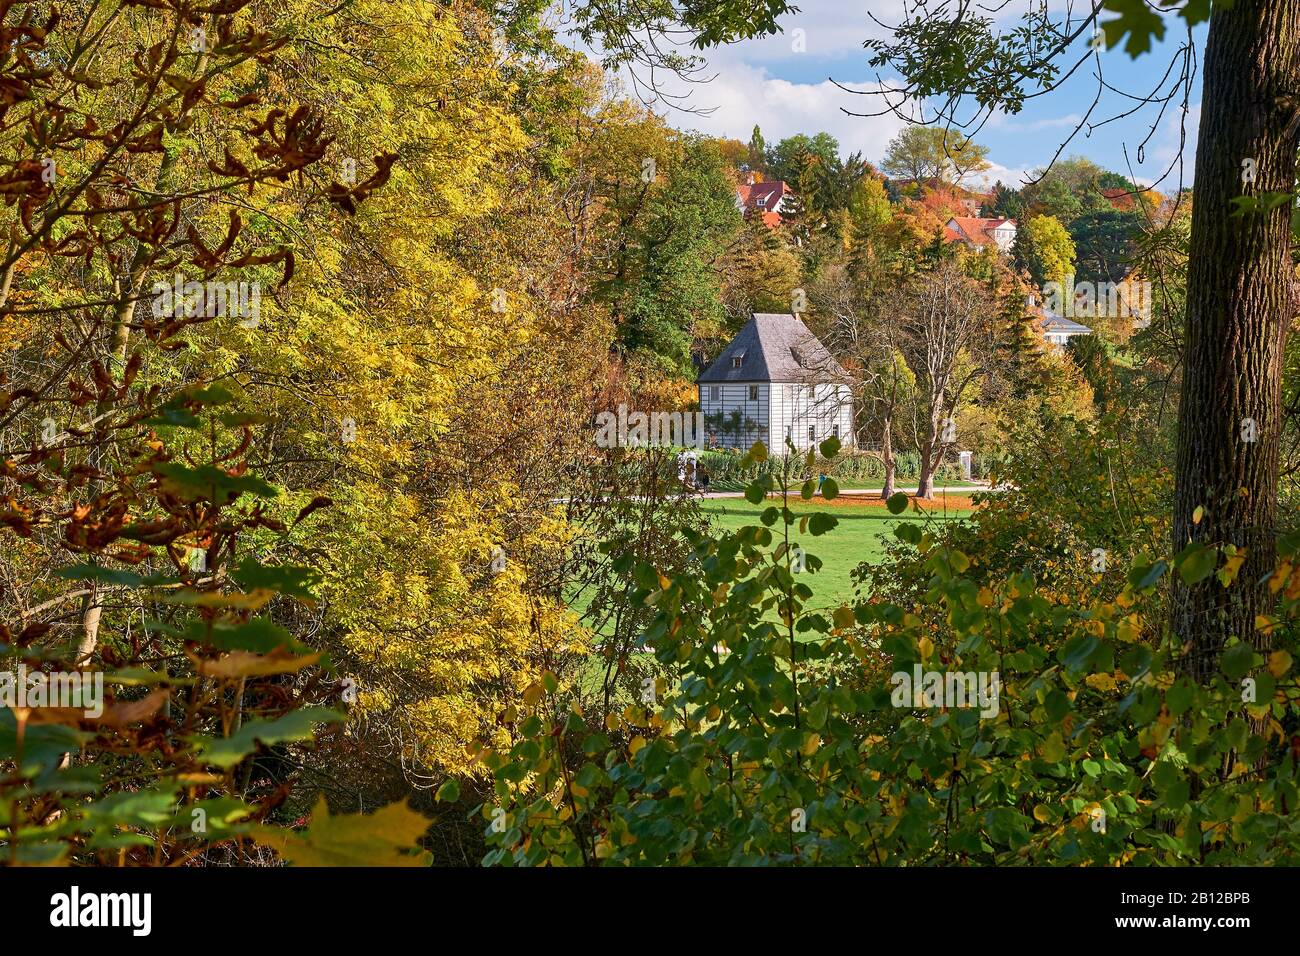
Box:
(918, 636), (934, 662)
(1219, 552), (1246, 586)
(252, 796), (431, 867)
(976, 587), (994, 608)
(1032, 804), (1051, 823)
(628, 735), (646, 756)
(1085, 673), (1117, 692)
(1116, 615), (1141, 642)
(1268, 650), (1292, 678)
(1040, 732), (1066, 762)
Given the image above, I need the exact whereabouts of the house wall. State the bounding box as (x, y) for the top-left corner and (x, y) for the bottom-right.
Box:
(699, 382), (770, 449)
(769, 382), (854, 452)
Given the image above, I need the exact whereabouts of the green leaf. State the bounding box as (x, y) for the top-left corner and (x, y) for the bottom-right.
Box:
(0, 712), (90, 773)
(1040, 732), (1066, 763)
(141, 406), (202, 429)
(169, 797), (258, 839)
(1220, 641), (1257, 681)
(219, 411), (271, 428)
(231, 558), (322, 601)
(181, 383), (236, 406)
(895, 522), (922, 545)
(821, 477), (839, 500)
(1229, 192), (1295, 218)
(83, 788), (181, 829)
(886, 492), (909, 515)
(181, 617), (311, 654)
(1127, 558), (1167, 590)
(191, 708), (342, 769)
(807, 512), (838, 536)
(818, 436), (841, 459)
(1101, 0), (1165, 57)
(1060, 634), (1100, 672)
(435, 779), (460, 803)
(1175, 543), (1217, 585)
(153, 463), (278, 504)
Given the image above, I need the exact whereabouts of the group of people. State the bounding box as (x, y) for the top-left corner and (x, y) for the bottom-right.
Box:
(676, 451), (711, 492)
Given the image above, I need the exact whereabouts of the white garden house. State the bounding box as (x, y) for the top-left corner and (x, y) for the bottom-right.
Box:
(697, 313), (854, 452)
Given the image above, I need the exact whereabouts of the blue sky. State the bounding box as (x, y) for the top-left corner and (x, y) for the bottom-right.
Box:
(592, 1), (1208, 192)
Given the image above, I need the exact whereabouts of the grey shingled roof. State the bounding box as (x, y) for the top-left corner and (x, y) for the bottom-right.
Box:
(697, 313), (848, 384)
(1038, 311), (1093, 334)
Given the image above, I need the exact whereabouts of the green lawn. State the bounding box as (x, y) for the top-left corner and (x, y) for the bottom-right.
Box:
(566, 498), (973, 633)
(697, 498), (971, 610)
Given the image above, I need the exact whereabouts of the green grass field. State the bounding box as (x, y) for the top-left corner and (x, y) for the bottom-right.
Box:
(566, 496), (974, 633)
(697, 497), (972, 610)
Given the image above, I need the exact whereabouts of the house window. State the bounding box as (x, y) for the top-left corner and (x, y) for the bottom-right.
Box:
(709, 386), (720, 401)
(732, 355), (744, 369)
(807, 425), (816, 443)
(748, 385), (759, 401)
(832, 425), (840, 439)
(756, 197), (766, 206)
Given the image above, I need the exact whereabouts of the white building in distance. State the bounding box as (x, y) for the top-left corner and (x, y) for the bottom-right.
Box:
(697, 313), (854, 452)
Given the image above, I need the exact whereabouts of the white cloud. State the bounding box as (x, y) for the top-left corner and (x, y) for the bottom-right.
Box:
(971, 161), (1036, 191)
(654, 62), (910, 164)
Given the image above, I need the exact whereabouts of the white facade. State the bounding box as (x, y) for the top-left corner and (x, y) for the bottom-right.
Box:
(699, 380), (853, 452)
(989, 222), (1016, 252)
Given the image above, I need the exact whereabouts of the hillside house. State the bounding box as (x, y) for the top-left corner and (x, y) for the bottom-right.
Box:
(1026, 294), (1094, 347)
(697, 313), (854, 452)
(1038, 313), (1094, 346)
(944, 216), (1017, 253)
(735, 175), (797, 228)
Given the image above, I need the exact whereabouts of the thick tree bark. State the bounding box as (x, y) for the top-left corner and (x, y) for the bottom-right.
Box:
(1172, 3), (1300, 680)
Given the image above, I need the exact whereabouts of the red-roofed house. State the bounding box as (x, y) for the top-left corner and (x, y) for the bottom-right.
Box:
(943, 216), (1017, 253)
(736, 176), (797, 228)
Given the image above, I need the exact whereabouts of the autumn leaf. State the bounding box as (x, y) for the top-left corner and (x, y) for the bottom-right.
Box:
(252, 796), (431, 867)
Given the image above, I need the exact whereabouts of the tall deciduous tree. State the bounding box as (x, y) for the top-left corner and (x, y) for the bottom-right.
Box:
(896, 258), (996, 499)
(1171, 3), (1300, 674)
(1016, 214), (1077, 289)
(880, 127), (990, 185)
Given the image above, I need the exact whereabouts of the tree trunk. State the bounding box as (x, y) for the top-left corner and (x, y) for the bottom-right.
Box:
(880, 408), (896, 499)
(916, 404), (943, 500)
(76, 145), (180, 662)
(1171, 2), (1300, 681)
